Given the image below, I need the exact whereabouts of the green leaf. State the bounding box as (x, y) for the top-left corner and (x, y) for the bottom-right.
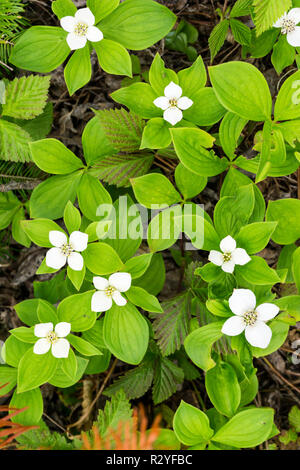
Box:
(9, 26), (70, 73)
(126, 285), (163, 313)
(83, 242), (124, 275)
(12, 207), (31, 248)
(68, 334), (102, 356)
(230, 0), (252, 17)
(175, 163), (207, 200)
(173, 401), (213, 446)
(111, 82), (160, 119)
(150, 293), (190, 356)
(236, 255), (281, 285)
(52, 0), (77, 19)
(178, 55), (207, 97)
(9, 326), (36, 344)
(2, 336), (31, 368)
(0, 119), (31, 162)
(63, 201), (81, 234)
(147, 205), (182, 253)
(253, 0), (292, 36)
(292, 247), (300, 293)
(205, 362), (241, 417)
(105, 355), (154, 400)
(30, 138), (83, 174)
(149, 53), (178, 96)
(209, 19), (230, 62)
(30, 171), (83, 219)
(98, 0), (176, 50)
(236, 222), (277, 254)
(57, 290), (96, 332)
(95, 39), (132, 77)
(10, 388), (43, 426)
(64, 46), (92, 96)
(266, 198), (300, 245)
(209, 61), (272, 121)
(67, 264), (86, 291)
(271, 34), (296, 75)
(153, 357), (184, 404)
(14, 299), (40, 326)
(82, 115), (116, 165)
(140, 118), (172, 150)
(103, 302), (149, 365)
(94, 107), (144, 152)
(212, 408), (274, 447)
(77, 173), (112, 221)
(133, 253), (165, 295)
(182, 87), (226, 126)
(87, 0), (120, 22)
(124, 253), (153, 279)
(230, 19), (251, 45)
(131, 173), (181, 208)
(251, 320), (289, 357)
(219, 112), (248, 160)
(96, 390), (132, 437)
(0, 366), (17, 396)
(21, 218), (65, 247)
(171, 127), (227, 177)
(50, 355), (87, 388)
(20, 102), (53, 141)
(288, 406), (300, 432)
(2, 75), (50, 120)
(37, 300), (58, 324)
(17, 348), (58, 393)
(94, 152), (154, 187)
(184, 322), (223, 371)
(274, 69), (300, 121)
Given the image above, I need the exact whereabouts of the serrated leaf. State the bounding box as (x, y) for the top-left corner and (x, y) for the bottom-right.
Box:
(230, 0), (253, 17)
(2, 75), (50, 120)
(209, 19), (230, 62)
(288, 405), (300, 432)
(104, 356), (154, 400)
(152, 357), (184, 405)
(253, 0), (292, 36)
(230, 19), (252, 45)
(96, 390), (132, 437)
(0, 119), (31, 162)
(93, 153), (154, 188)
(95, 108), (145, 152)
(150, 293), (191, 356)
(16, 420), (74, 450)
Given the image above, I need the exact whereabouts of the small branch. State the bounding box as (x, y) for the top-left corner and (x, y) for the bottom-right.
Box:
(0, 180), (41, 192)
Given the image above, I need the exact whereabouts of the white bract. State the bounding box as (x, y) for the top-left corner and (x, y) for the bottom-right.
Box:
(46, 230), (88, 271)
(33, 322), (71, 358)
(60, 7), (103, 50)
(273, 8), (300, 46)
(222, 289), (279, 349)
(153, 81), (193, 126)
(91, 272), (132, 312)
(208, 235), (251, 274)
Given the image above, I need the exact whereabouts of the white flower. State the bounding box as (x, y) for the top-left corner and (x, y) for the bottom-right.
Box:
(208, 235), (251, 274)
(153, 81), (193, 126)
(33, 322), (71, 358)
(91, 272), (132, 312)
(46, 230), (88, 271)
(273, 8), (300, 47)
(222, 289), (279, 349)
(60, 7), (103, 50)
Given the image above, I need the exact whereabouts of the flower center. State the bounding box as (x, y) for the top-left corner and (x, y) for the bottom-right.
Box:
(46, 331), (58, 344)
(243, 310), (258, 326)
(74, 22), (89, 37)
(60, 243), (74, 257)
(105, 286), (116, 297)
(281, 18), (296, 34)
(223, 252), (232, 262)
(169, 98), (178, 107)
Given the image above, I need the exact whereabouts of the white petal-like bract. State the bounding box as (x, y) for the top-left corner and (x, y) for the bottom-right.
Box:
(164, 81), (182, 99)
(86, 26), (103, 42)
(163, 107), (183, 126)
(220, 235), (236, 253)
(177, 96), (193, 110)
(245, 322), (272, 349)
(221, 316), (245, 336)
(231, 248), (251, 266)
(34, 322), (53, 338)
(112, 291), (127, 306)
(256, 303), (279, 322)
(33, 338), (51, 355)
(46, 247), (67, 270)
(153, 96), (170, 110)
(221, 260), (235, 273)
(91, 291), (113, 312)
(109, 272), (132, 292)
(288, 8), (300, 25)
(75, 7), (95, 26)
(208, 250), (224, 266)
(287, 26), (300, 46)
(93, 276), (109, 291)
(229, 288), (256, 316)
(55, 322), (71, 338)
(67, 252), (84, 271)
(52, 338), (70, 358)
(69, 231), (88, 252)
(60, 16), (76, 32)
(49, 230), (67, 248)
(67, 32), (87, 50)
